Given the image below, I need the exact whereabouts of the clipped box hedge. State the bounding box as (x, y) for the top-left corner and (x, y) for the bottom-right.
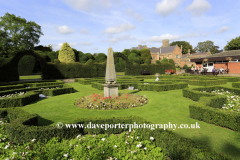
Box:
(183, 86), (240, 132)
(0, 108), (229, 159)
(138, 82), (188, 92)
(0, 81), (73, 108)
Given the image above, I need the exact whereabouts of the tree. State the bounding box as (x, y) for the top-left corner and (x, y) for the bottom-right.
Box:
(145, 59), (151, 64)
(95, 53), (107, 63)
(122, 49), (131, 57)
(58, 42), (76, 63)
(130, 49), (141, 56)
(210, 46), (223, 54)
(170, 41), (194, 55)
(140, 49), (152, 63)
(194, 40), (216, 54)
(161, 58), (168, 62)
(224, 36), (240, 51)
(128, 53), (138, 63)
(0, 12), (44, 57)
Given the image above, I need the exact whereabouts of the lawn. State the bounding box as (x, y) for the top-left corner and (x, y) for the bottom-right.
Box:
(21, 81), (240, 160)
(19, 75), (42, 79)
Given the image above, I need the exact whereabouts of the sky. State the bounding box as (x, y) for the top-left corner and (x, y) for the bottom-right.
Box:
(1, 0), (240, 54)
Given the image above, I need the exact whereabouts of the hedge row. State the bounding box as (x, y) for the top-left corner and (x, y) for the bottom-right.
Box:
(0, 81), (74, 108)
(183, 86), (240, 132)
(232, 81), (240, 88)
(138, 82), (188, 92)
(189, 96), (240, 132)
(0, 84), (25, 91)
(188, 79), (227, 86)
(0, 109), (229, 159)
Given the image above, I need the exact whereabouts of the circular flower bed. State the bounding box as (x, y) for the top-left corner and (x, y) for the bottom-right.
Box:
(75, 93), (148, 110)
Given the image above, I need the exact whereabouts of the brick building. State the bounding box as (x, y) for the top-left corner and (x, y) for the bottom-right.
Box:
(190, 50), (240, 74)
(179, 51), (211, 68)
(129, 39), (182, 66)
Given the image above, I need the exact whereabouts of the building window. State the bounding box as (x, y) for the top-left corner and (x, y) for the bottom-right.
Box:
(153, 56), (155, 60)
(176, 55), (179, 58)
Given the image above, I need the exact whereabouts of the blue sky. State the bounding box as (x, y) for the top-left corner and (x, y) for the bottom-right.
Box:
(1, 0), (240, 54)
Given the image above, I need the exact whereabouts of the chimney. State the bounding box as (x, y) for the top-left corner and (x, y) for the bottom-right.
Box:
(188, 49), (190, 55)
(162, 39), (169, 48)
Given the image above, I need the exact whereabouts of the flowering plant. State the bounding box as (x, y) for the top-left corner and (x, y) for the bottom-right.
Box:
(75, 93), (148, 110)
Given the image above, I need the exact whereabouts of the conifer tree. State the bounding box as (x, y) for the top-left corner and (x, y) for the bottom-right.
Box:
(58, 42), (76, 63)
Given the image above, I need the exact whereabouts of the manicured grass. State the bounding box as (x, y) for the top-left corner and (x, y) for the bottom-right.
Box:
(21, 82), (240, 159)
(20, 75), (41, 79)
(116, 72), (125, 75)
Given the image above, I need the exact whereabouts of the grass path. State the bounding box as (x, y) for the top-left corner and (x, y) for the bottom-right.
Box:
(21, 82), (240, 159)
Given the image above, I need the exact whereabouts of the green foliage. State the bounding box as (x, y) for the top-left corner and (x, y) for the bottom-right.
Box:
(0, 12), (44, 57)
(128, 53), (138, 63)
(18, 55), (38, 75)
(156, 60), (161, 64)
(58, 42), (76, 63)
(133, 57), (140, 64)
(183, 64), (189, 69)
(122, 49), (131, 57)
(34, 45), (52, 52)
(130, 49), (141, 56)
(224, 36), (240, 51)
(140, 49), (152, 63)
(145, 59), (151, 64)
(161, 58), (168, 63)
(170, 41), (194, 54)
(94, 53), (107, 63)
(168, 59), (175, 65)
(194, 40), (216, 54)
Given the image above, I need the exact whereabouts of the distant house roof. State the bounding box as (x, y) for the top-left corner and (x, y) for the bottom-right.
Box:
(191, 50), (240, 62)
(130, 45), (176, 54)
(181, 52), (209, 58)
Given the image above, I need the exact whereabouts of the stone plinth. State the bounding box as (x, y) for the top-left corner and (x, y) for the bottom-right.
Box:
(102, 84), (120, 97)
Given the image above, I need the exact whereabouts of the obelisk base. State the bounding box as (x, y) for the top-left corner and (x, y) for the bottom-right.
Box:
(102, 84), (120, 97)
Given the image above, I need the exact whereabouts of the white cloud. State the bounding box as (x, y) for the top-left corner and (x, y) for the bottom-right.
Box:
(125, 8), (143, 22)
(52, 43), (63, 51)
(186, 0), (211, 16)
(149, 34), (181, 42)
(52, 42), (78, 51)
(155, 0), (182, 17)
(69, 42), (78, 47)
(103, 23), (136, 34)
(105, 35), (136, 43)
(215, 26), (231, 34)
(63, 0), (120, 12)
(56, 25), (75, 34)
(80, 28), (90, 34)
(80, 42), (93, 45)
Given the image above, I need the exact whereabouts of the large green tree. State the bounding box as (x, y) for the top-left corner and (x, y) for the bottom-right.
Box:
(194, 40), (216, 54)
(94, 53), (107, 63)
(224, 36), (240, 51)
(170, 41), (194, 54)
(122, 49), (131, 57)
(0, 12), (43, 57)
(58, 42), (76, 63)
(140, 49), (151, 64)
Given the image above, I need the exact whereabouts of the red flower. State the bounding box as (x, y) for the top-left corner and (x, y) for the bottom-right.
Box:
(119, 102), (120, 103)
(94, 99), (96, 101)
(98, 97), (100, 99)
(93, 93), (95, 95)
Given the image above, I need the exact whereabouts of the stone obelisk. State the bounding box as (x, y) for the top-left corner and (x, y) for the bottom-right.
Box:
(102, 47), (120, 97)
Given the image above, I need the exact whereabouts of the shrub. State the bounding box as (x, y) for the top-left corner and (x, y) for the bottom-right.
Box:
(58, 42), (76, 63)
(54, 59), (60, 64)
(145, 59), (151, 64)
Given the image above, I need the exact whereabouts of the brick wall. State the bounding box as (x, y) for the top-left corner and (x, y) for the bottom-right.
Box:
(228, 62), (240, 73)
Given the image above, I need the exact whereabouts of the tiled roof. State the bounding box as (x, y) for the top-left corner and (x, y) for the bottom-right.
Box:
(130, 45), (176, 53)
(180, 52), (209, 58)
(204, 50), (240, 58)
